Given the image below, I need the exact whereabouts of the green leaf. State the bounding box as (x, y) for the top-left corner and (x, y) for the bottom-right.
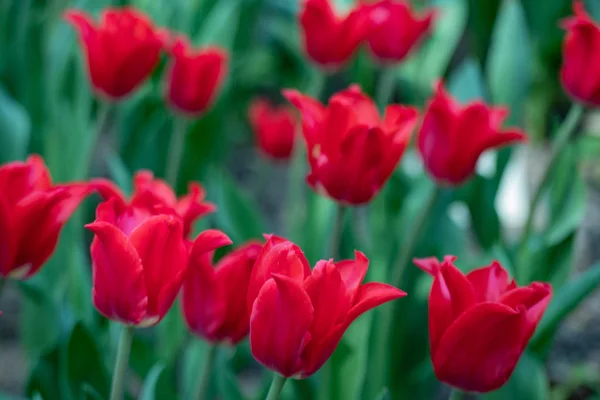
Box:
(399, 0), (468, 91)
(483, 352), (549, 400)
(465, 175), (501, 250)
(67, 323), (110, 399)
(486, 0), (532, 125)
(106, 151), (133, 196)
(182, 340), (209, 400)
(156, 303), (188, 366)
(208, 168), (267, 244)
(448, 57), (487, 103)
(215, 351), (246, 400)
(139, 364), (166, 400)
(194, 0), (240, 51)
(530, 262), (600, 355)
(0, 84), (30, 163)
(26, 346), (65, 400)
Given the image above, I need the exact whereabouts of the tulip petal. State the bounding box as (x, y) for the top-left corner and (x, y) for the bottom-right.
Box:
(176, 183), (216, 237)
(182, 249), (225, 341)
(247, 236), (311, 316)
(189, 229), (233, 259)
(88, 178), (128, 205)
(466, 261), (516, 302)
(335, 250), (369, 301)
(283, 89), (325, 150)
(129, 215), (188, 322)
(85, 221), (147, 325)
(346, 282), (407, 324)
(433, 302), (528, 392)
(500, 282), (552, 338)
(250, 274), (314, 377)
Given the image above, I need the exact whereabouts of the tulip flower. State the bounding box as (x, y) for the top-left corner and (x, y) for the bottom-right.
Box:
(300, 0), (370, 69)
(64, 7), (164, 100)
(182, 241), (263, 344)
(414, 256), (552, 392)
(247, 235), (406, 378)
(164, 37), (228, 117)
(560, 1), (600, 106)
(284, 85), (419, 205)
(90, 170), (215, 238)
(0, 155), (90, 280)
(418, 82), (526, 186)
(248, 98), (297, 161)
(364, 0), (435, 64)
(85, 199), (231, 326)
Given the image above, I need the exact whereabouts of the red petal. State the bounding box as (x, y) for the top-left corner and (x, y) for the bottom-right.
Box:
(413, 255), (457, 276)
(331, 85), (380, 126)
(500, 282), (552, 339)
(129, 215), (188, 323)
(334, 250), (369, 302)
(466, 261), (515, 302)
(85, 221), (147, 325)
(427, 258), (476, 355)
(0, 197), (15, 277)
(213, 241), (263, 344)
(189, 229), (233, 259)
(182, 248), (225, 342)
(176, 183), (216, 238)
(246, 236), (311, 316)
(283, 89), (326, 150)
(346, 282), (406, 324)
(249, 274), (314, 377)
(432, 303), (528, 392)
(88, 178), (128, 204)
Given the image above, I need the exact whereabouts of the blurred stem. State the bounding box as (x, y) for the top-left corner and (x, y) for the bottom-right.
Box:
(448, 389), (466, 400)
(0, 278), (5, 300)
(194, 344), (217, 400)
(166, 118), (189, 188)
(376, 66), (397, 110)
(309, 69), (327, 99)
(330, 205), (347, 259)
(109, 325), (134, 400)
(516, 103), (585, 274)
(84, 102), (112, 177)
(265, 374), (287, 400)
(390, 185), (441, 287)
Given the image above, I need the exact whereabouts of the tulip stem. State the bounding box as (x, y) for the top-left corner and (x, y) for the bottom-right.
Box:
(516, 103), (585, 276)
(0, 278), (5, 300)
(194, 344), (218, 400)
(109, 325), (134, 400)
(448, 388), (466, 400)
(390, 184), (441, 287)
(330, 205), (347, 259)
(265, 374), (287, 400)
(166, 117), (189, 188)
(376, 67), (398, 111)
(83, 102), (112, 177)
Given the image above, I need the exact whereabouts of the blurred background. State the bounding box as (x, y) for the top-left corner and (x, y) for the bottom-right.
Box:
(0, 0), (600, 399)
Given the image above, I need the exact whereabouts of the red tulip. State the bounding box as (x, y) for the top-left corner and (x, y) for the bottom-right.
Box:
(414, 256), (552, 392)
(182, 241), (263, 344)
(85, 199), (231, 326)
(165, 37), (228, 116)
(365, 0), (435, 63)
(560, 1), (600, 105)
(247, 235), (405, 378)
(300, 0), (370, 69)
(0, 155), (90, 279)
(90, 170), (215, 238)
(248, 98), (297, 161)
(418, 82), (526, 185)
(64, 7), (164, 100)
(284, 85), (419, 205)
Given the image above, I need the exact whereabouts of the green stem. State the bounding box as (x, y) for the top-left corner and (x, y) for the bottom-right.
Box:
(109, 326), (134, 400)
(265, 374), (287, 400)
(194, 344), (218, 400)
(0, 278), (5, 300)
(83, 102), (112, 178)
(329, 205), (347, 259)
(376, 66), (398, 111)
(166, 118), (189, 188)
(390, 185), (441, 287)
(516, 104), (585, 274)
(448, 388), (467, 400)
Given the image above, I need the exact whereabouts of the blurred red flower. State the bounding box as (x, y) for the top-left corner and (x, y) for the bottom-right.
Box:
(364, 0), (436, 63)
(300, 0), (370, 69)
(182, 241), (263, 345)
(248, 98), (297, 161)
(284, 85), (418, 205)
(0, 155), (90, 280)
(560, 1), (600, 105)
(247, 235), (405, 378)
(86, 199), (231, 326)
(90, 170), (215, 238)
(65, 7), (164, 100)
(165, 37), (228, 116)
(414, 256), (552, 392)
(418, 82), (526, 185)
